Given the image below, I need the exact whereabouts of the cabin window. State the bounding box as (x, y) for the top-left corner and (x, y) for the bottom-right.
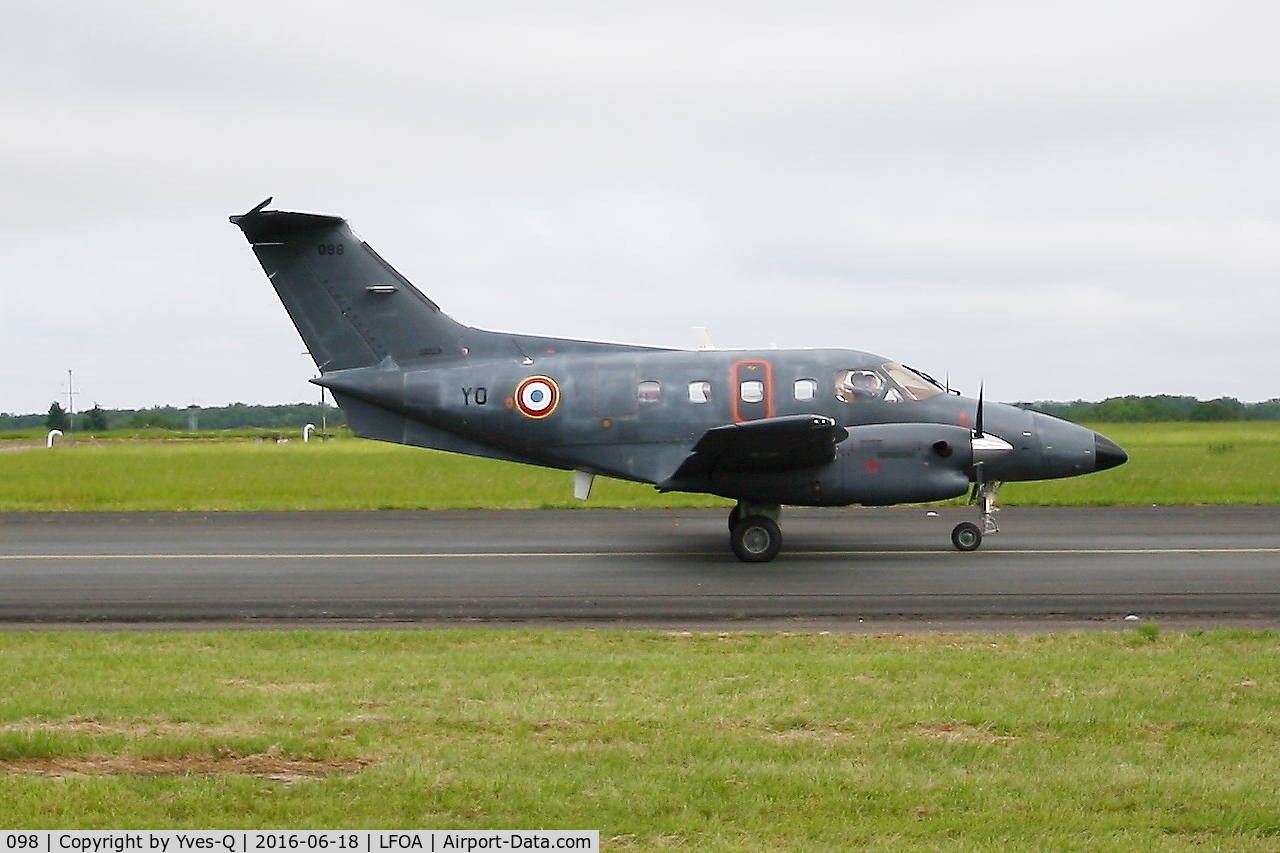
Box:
(688, 380), (712, 404)
(740, 380), (765, 404)
(794, 378), (818, 401)
(637, 380), (661, 403)
(835, 369), (886, 403)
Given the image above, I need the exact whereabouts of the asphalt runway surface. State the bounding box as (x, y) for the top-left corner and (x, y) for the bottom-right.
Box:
(0, 506), (1278, 629)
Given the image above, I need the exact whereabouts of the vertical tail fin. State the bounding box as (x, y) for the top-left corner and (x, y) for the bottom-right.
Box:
(230, 198), (470, 372)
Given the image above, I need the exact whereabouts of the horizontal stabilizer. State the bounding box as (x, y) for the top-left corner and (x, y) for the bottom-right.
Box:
(229, 199), (345, 244)
(659, 415), (847, 489)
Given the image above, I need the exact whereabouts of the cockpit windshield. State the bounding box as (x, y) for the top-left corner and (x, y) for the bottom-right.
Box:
(882, 363), (946, 401)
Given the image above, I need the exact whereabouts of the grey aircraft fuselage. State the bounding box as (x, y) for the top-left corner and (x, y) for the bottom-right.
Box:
(231, 199), (1127, 561)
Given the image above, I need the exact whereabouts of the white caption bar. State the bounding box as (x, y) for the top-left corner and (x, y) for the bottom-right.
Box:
(0, 833), (598, 853)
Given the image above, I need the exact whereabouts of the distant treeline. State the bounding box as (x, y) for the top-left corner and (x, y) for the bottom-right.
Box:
(1020, 395), (1280, 423)
(4, 395), (1278, 432)
(0, 402), (345, 433)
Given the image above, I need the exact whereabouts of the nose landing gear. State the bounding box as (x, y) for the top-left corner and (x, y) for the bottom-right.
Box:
(951, 481), (1002, 552)
(950, 521), (982, 551)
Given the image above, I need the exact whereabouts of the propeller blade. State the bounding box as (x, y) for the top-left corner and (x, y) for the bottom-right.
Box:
(975, 382), (985, 437)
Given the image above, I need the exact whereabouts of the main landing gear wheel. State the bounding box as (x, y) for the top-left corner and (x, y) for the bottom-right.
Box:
(731, 516), (782, 563)
(951, 521), (983, 552)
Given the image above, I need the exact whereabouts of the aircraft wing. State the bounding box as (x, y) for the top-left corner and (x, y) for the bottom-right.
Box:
(659, 414), (848, 489)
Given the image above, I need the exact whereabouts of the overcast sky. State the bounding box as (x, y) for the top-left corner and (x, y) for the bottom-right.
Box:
(3, 1), (1278, 415)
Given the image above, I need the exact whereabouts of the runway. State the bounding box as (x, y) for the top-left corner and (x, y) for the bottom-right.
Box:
(0, 507), (1278, 629)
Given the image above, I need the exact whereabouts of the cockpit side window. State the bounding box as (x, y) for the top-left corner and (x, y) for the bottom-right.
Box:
(834, 369), (886, 403)
(882, 363), (945, 401)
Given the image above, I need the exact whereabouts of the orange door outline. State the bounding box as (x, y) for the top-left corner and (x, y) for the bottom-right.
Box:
(731, 359), (774, 422)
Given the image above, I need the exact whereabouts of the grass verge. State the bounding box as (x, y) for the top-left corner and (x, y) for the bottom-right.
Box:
(0, 438), (727, 511)
(0, 421), (1277, 510)
(0, 629), (1277, 850)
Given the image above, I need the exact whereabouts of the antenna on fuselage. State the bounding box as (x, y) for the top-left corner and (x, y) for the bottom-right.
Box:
(693, 327), (718, 351)
(510, 338), (535, 365)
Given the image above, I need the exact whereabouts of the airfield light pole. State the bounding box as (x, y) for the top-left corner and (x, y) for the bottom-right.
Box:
(63, 369), (80, 432)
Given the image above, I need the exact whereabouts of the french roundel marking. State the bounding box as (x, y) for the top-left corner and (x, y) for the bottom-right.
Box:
(515, 376), (560, 419)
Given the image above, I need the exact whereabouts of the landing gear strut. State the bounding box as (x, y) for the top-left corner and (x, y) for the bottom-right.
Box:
(729, 502), (782, 562)
(951, 480), (1002, 552)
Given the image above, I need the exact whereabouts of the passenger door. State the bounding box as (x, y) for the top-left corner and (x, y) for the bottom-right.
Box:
(731, 359), (774, 422)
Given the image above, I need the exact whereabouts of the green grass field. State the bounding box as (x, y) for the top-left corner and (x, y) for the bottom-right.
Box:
(1, 421), (1277, 510)
(0, 436), (726, 511)
(0, 629), (1277, 849)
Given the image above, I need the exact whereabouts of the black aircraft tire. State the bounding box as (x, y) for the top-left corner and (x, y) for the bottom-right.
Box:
(727, 505), (742, 532)
(951, 522), (983, 552)
(731, 515), (782, 563)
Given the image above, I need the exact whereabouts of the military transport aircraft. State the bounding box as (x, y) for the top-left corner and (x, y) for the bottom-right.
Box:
(231, 199), (1127, 562)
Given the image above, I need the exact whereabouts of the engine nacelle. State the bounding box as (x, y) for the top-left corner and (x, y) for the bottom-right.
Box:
(829, 422), (975, 505)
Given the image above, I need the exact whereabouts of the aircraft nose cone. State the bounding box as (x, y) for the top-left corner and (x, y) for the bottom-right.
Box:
(1094, 434), (1128, 472)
